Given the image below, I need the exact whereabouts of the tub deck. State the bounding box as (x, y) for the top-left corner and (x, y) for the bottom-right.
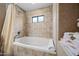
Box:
(13, 37), (56, 56)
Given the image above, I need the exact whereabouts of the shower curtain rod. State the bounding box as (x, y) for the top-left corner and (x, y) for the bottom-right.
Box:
(7, 3), (26, 12)
(14, 4), (26, 12)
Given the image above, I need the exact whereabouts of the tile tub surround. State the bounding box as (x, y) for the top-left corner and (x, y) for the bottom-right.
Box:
(23, 6), (52, 38)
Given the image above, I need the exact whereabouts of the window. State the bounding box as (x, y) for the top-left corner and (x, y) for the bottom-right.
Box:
(32, 16), (38, 23)
(38, 16), (44, 22)
(32, 15), (44, 23)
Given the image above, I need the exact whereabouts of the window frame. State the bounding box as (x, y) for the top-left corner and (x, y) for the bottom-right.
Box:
(32, 15), (44, 23)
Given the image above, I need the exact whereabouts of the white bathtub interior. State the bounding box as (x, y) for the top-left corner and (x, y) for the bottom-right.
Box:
(13, 36), (56, 54)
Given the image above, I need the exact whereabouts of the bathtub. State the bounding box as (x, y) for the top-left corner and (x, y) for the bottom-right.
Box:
(13, 36), (56, 56)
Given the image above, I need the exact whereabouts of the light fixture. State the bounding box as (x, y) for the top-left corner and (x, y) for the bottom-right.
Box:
(32, 3), (35, 4)
(77, 18), (79, 27)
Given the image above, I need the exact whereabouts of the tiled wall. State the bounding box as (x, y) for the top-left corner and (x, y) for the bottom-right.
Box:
(23, 6), (52, 38)
(14, 6), (26, 37)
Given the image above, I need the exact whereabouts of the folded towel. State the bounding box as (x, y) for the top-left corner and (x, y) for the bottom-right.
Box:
(48, 39), (55, 51)
(66, 44), (79, 56)
(60, 40), (79, 56)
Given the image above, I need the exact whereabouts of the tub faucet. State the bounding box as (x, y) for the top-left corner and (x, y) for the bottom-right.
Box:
(14, 31), (21, 41)
(14, 35), (18, 41)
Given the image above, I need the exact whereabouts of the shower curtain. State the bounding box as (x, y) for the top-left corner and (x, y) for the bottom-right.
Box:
(1, 4), (16, 55)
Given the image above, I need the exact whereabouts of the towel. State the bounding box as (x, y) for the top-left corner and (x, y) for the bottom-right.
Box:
(48, 39), (55, 51)
(60, 40), (79, 56)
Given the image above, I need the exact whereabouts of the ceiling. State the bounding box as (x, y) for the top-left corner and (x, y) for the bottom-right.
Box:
(16, 3), (52, 11)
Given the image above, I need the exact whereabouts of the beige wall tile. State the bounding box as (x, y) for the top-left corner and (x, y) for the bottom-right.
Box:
(24, 7), (52, 38)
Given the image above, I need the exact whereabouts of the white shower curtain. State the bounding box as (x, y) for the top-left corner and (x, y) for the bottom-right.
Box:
(1, 4), (16, 55)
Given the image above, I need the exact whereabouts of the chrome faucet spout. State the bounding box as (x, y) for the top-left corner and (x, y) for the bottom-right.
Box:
(14, 35), (18, 41)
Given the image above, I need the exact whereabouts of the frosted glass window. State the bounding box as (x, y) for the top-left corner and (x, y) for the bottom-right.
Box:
(32, 17), (38, 23)
(38, 16), (44, 22)
(32, 15), (44, 23)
